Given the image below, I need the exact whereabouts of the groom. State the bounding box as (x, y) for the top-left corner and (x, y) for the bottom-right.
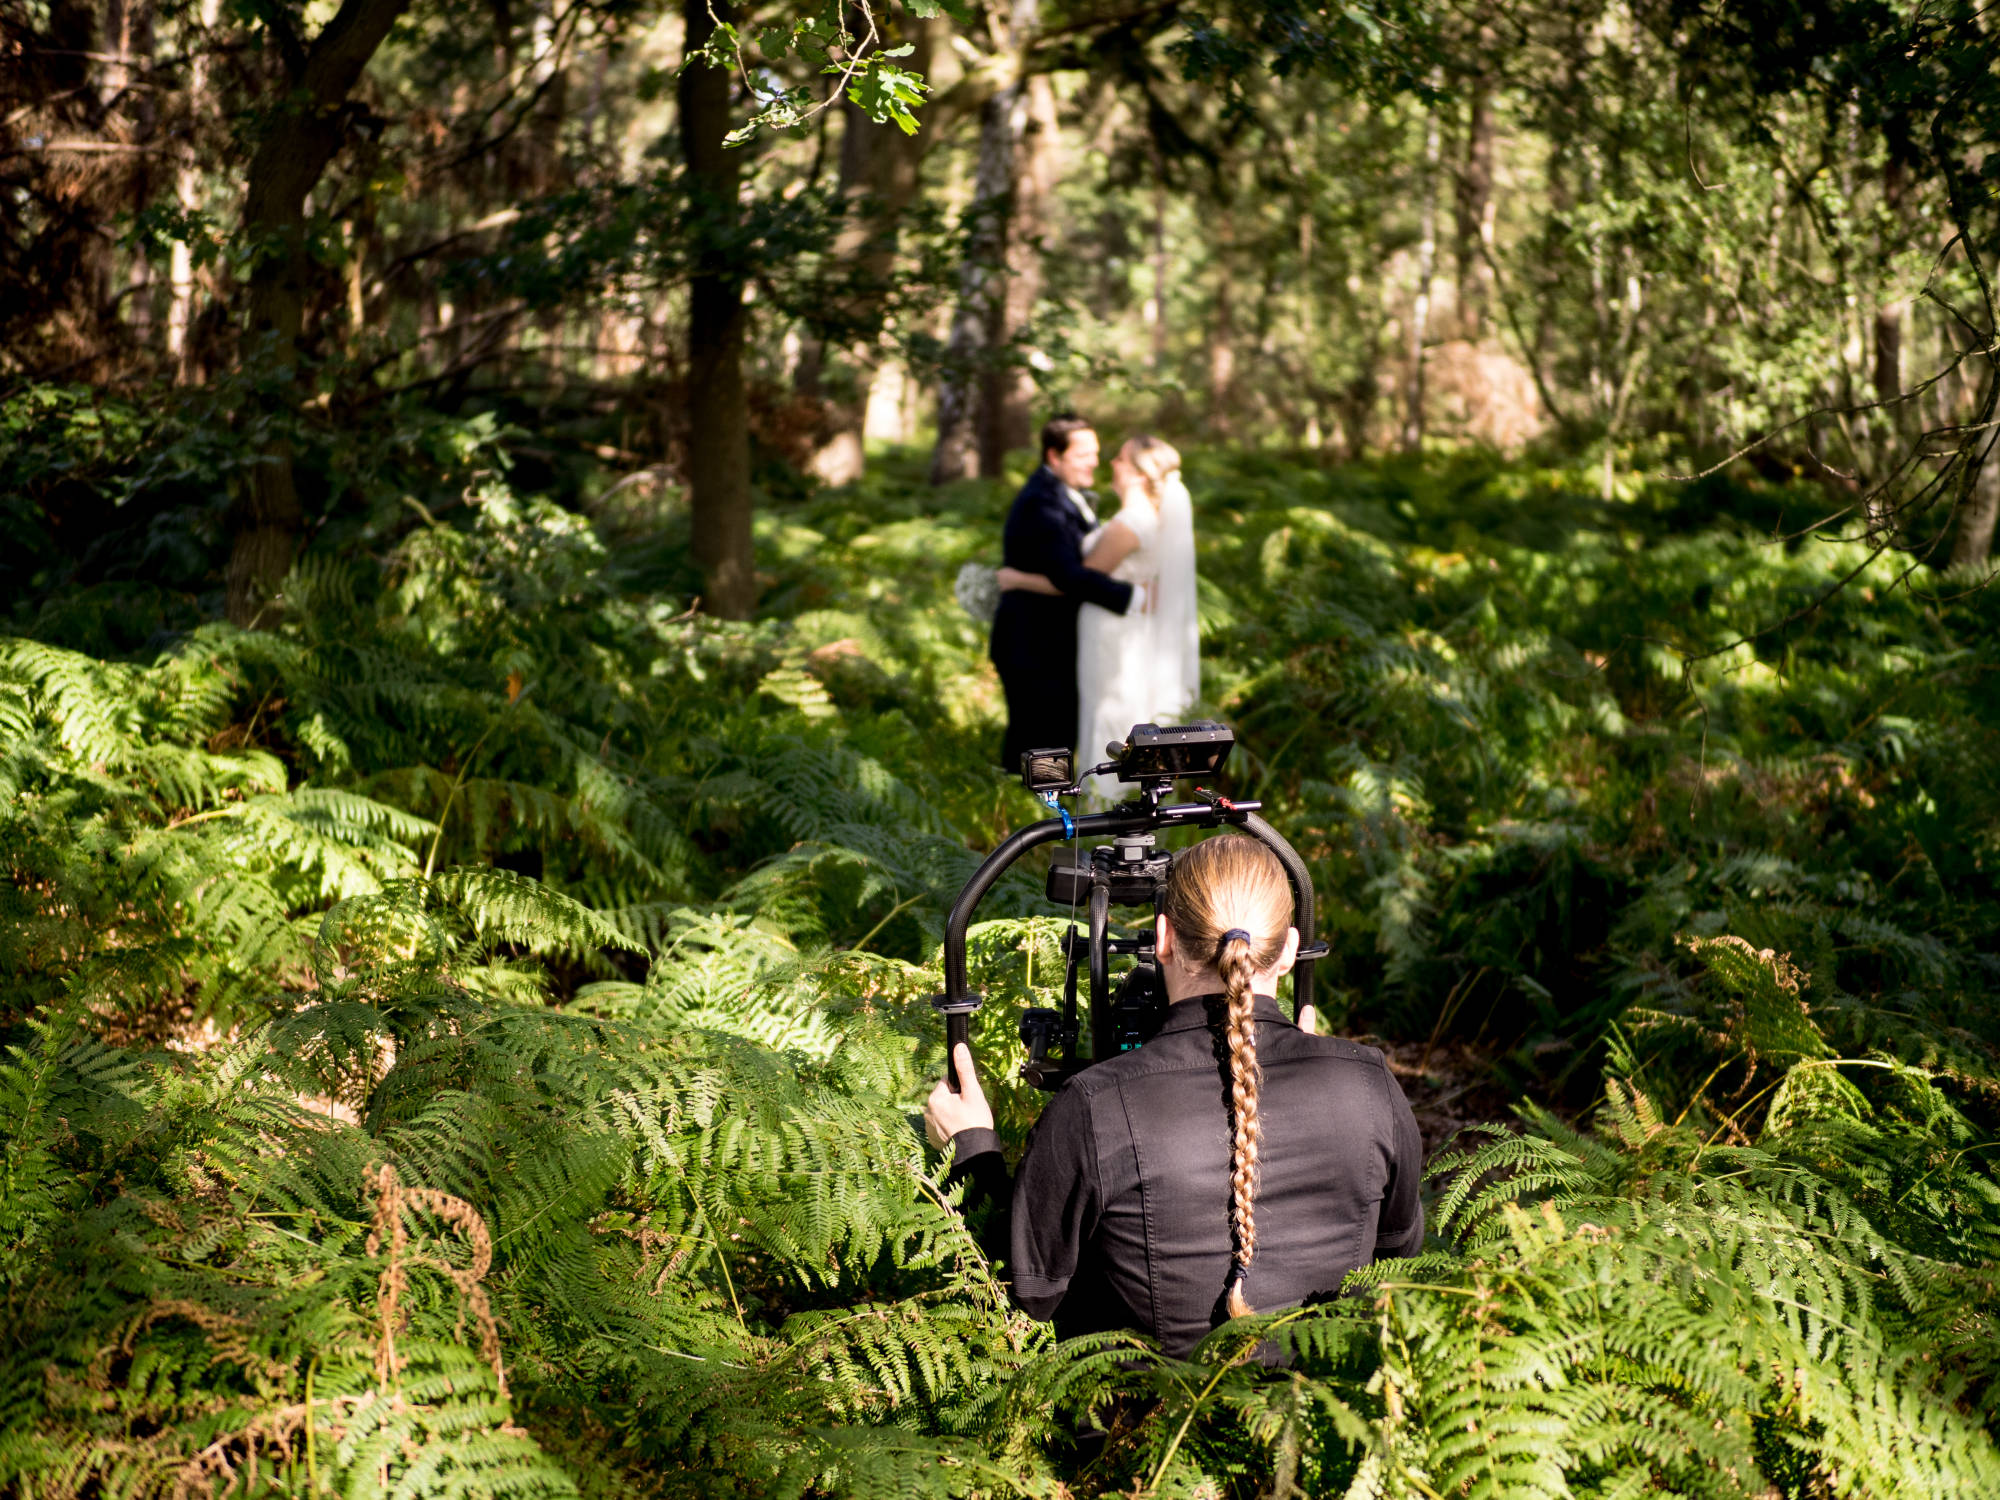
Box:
(991, 415), (1134, 770)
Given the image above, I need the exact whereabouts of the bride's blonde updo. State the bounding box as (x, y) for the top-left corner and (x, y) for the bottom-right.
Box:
(1122, 435), (1181, 505)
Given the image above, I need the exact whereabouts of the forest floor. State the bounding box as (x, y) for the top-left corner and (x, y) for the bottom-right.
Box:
(1375, 1037), (1523, 1150)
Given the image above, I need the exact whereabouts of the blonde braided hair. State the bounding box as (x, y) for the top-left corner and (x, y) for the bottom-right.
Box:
(1159, 835), (1293, 1318)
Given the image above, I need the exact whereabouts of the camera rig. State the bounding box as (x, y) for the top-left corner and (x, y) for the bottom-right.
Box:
(934, 721), (1328, 1093)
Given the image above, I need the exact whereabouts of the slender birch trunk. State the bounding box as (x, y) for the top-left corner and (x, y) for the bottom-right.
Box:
(805, 12), (941, 483)
(1150, 158), (1168, 369)
(1402, 98), (1441, 453)
(930, 0), (1037, 485)
(978, 71), (1057, 472)
(167, 0), (220, 378)
(931, 82), (1026, 483)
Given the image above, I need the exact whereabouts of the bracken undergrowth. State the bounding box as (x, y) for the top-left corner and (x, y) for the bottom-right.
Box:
(4, 438), (1999, 1497)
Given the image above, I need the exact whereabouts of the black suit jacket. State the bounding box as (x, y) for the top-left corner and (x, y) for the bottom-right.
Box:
(989, 467), (1134, 764)
(989, 466), (1133, 676)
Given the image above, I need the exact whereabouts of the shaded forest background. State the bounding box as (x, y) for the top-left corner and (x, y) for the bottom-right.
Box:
(7, 0), (1999, 624)
(7, 2), (2000, 1498)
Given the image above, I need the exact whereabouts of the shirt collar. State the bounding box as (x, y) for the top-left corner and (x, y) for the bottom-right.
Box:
(1153, 993), (1295, 1035)
(1042, 465), (1098, 527)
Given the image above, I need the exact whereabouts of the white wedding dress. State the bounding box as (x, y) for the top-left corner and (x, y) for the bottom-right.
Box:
(1076, 477), (1201, 804)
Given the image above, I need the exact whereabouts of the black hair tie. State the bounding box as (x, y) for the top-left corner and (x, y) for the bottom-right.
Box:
(1219, 928), (1253, 953)
(1223, 1262), (1247, 1292)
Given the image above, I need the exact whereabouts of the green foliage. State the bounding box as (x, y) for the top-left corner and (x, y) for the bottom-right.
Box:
(5, 449), (2000, 1496)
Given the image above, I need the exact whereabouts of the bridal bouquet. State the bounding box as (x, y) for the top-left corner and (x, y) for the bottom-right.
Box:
(955, 562), (1000, 624)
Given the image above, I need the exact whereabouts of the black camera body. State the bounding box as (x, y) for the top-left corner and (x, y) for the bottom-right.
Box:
(1019, 832), (1177, 1088)
(934, 721), (1327, 1094)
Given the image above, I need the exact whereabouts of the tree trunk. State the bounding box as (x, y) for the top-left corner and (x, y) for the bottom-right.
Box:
(1863, 126), (1912, 535)
(225, 0), (412, 625)
(1870, 310), (1901, 415)
(680, 0), (755, 618)
(1149, 160), (1168, 368)
(794, 100), (869, 485)
(931, 83), (1025, 483)
(930, 0), (1036, 486)
(1207, 248), (1235, 434)
(1950, 352), (2000, 568)
(977, 71), (1057, 474)
(1872, 140), (1908, 424)
(1454, 60), (1495, 340)
(1402, 101), (1441, 453)
(168, 0), (219, 378)
(803, 13), (941, 485)
(1953, 440), (2000, 568)
(117, 0), (161, 352)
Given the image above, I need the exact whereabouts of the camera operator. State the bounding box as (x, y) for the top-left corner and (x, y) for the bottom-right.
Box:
(924, 835), (1425, 1355)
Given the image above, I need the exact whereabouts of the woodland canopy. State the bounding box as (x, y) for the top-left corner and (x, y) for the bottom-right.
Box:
(4, 1), (2000, 1497)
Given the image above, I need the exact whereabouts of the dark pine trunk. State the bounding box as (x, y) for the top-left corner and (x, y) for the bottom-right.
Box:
(226, 0), (411, 626)
(1872, 137), (1908, 426)
(680, 0), (756, 618)
(1864, 122), (1912, 536)
(1454, 59), (1496, 340)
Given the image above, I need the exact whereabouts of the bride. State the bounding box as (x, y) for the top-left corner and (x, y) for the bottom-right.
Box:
(997, 435), (1199, 801)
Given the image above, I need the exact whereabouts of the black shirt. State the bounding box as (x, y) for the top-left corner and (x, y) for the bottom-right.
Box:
(951, 994), (1426, 1355)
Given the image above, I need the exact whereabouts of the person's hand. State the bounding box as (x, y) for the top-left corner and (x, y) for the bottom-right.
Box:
(924, 1044), (994, 1148)
(1296, 1004), (1318, 1036)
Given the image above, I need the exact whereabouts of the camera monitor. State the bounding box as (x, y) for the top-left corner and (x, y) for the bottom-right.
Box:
(1112, 721), (1235, 783)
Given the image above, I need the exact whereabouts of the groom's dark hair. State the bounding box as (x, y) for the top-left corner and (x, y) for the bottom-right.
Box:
(1041, 414), (1093, 461)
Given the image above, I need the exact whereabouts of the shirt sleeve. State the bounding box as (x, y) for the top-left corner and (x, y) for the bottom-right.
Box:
(946, 1128), (1013, 1272)
(1373, 1063), (1427, 1260)
(1007, 1081), (1102, 1318)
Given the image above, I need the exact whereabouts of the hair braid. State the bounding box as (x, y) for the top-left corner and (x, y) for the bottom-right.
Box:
(1218, 932), (1264, 1317)
(1159, 835), (1293, 1321)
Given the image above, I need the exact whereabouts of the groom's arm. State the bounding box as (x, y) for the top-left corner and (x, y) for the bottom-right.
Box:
(1016, 494), (1133, 615)
(1047, 547), (1134, 615)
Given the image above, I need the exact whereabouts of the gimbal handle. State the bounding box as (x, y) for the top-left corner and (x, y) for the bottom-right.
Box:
(931, 797), (1322, 1092)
